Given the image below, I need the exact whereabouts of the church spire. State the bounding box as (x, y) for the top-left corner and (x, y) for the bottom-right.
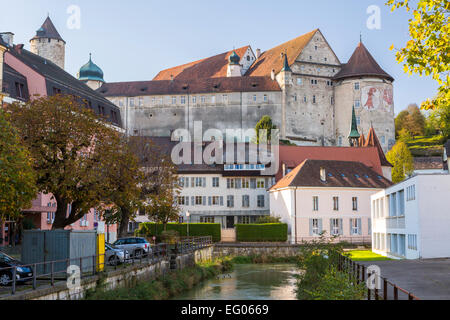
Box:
(281, 52), (292, 72)
(348, 105), (360, 147)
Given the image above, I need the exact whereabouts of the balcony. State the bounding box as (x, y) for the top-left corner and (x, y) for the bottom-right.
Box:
(386, 216), (406, 229)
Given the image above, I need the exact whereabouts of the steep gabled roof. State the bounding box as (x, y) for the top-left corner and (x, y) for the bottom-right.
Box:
(30, 16), (65, 43)
(358, 133), (366, 147)
(271, 159), (393, 190)
(153, 46), (250, 80)
(364, 126), (392, 167)
(333, 42), (393, 82)
(245, 29), (318, 77)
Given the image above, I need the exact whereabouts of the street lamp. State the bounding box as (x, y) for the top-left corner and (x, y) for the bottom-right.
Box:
(186, 211), (190, 238)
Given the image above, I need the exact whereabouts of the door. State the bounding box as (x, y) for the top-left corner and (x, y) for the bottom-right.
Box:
(226, 216), (235, 229)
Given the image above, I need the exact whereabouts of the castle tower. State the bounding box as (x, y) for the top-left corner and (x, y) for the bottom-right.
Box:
(333, 41), (395, 152)
(276, 52), (292, 140)
(78, 54), (105, 90)
(348, 105), (360, 147)
(227, 50), (242, 77)
(30, 16), (66, 69)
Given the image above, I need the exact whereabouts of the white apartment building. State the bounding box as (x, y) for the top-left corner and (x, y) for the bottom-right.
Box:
(270, 159), (392, 244)
(371, 173), (450, 259)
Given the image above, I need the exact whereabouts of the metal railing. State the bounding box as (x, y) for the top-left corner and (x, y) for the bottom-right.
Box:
(296, 236), (372, 245)
(0, 237), (212, 296)
(337, 254), (420, 300)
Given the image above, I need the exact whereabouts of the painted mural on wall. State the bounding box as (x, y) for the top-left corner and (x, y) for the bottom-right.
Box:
(361, 86), (393, 111)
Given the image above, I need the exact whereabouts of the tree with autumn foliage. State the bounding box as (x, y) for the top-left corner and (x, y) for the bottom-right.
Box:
(387, 0), (449, 110)
(129, 136), (181, 231)
(0, 109), (37, 222)
(395, 104), (426, 137)
(8, 94), (121, 230)
(386, 141), (415, 183)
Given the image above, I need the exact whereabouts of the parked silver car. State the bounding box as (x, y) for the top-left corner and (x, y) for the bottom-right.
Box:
(112, 237), (152, 258)
(105, 243), (129, 266)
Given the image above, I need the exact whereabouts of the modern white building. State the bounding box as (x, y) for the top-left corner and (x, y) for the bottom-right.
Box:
(269, 159), (392, 244)
(371, 173), (450, 259)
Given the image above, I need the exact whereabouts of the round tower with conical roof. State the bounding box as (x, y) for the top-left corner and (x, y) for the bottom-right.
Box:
(333, 41), (395, 152)
(30, 16), (66, 69)
(78, 54), (105, 90)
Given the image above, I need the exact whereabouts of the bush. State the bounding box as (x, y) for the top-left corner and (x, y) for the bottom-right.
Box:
(236, 223), (288, 242)
(136, 223), (221, 242)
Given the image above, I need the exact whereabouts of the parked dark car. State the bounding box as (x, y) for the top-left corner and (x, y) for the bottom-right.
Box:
(0, 251), (33, 286)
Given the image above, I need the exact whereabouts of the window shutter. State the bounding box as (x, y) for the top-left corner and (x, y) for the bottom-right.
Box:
(309, 219), (313, 236)
(319, 219), (323, 234)
(251, 179), (256, 189)
(236, 179), (241, 189)
(191, 178), (195, 188)
(186, 196), (189, 206)
(220, 197), (224, 206)
(330, 219), (333, 236)
(191, 196), (194, 206)
(203, 196), (206, 206)
(368, 218), (371, 235)
(349, 218), (353, 235)
(265, 178), (269, 188)
(227, 179), (230, 189)
(185, 178), (189, 188)
(208, 197), (212, 206)
(339, 219), (343, 235)
(358, 218), (362, 235)
(202, 177), (206, 187)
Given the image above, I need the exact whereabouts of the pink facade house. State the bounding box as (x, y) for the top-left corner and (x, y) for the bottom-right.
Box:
(0, 18), (121, 246)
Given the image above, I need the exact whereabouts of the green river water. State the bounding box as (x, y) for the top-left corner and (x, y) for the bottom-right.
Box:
(174, 264), (299, 300)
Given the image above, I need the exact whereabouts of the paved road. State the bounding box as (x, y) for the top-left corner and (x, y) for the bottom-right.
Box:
(360, 258), (450, 300)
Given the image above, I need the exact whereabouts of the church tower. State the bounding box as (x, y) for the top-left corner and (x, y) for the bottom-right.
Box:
(30, 16), (66, 69)
(227, 51), (242, 77)
(333, 41), (395, 152)
(348, 105), (360, 147)
(78, 54), (105, 90)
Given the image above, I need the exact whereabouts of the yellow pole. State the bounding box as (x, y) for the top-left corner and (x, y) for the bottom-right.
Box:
(96, 233), (105, 272)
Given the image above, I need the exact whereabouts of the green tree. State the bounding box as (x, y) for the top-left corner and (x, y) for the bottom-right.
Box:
(0, 110), (37, 221)
(395, 110), (410, 137)
(395, 104), (426, 137)
(387, 0), (449, 110)
(386, 141), (414, 183)
(8, 94), (121, 229)
(255, 115), (277, 143)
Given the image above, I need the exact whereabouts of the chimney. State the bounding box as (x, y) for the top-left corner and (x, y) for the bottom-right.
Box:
(256, 48), (261, 59)
(320, 167), (327, 182)
(0, 32), (14, 47)
(271, 69), (275, 81)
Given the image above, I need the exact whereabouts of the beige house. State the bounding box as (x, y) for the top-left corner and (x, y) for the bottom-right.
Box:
(269, 159), (393, 244)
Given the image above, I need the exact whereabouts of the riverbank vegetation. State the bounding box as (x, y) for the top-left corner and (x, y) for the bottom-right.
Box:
(296, 236), (366, 300)
(231, 255), (299, 264)
(84, 258), (233, 300)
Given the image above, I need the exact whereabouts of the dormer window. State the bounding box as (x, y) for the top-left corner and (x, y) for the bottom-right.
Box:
(320, 168), (326, 182)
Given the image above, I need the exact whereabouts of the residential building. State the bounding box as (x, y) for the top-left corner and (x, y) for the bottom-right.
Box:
(97, 30), (395, 152)
(269, 160), (392, 244)
(371, 173), (450, 259)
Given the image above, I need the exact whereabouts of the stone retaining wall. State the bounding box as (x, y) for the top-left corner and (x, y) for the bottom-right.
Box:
(213, 243), (302, 258)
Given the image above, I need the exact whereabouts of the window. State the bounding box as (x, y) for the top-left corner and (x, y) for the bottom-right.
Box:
(257, 179), (266, 189)
(311, 219), (321, 236)
(330, 219), (341, 236)
(408, 234), (417, 250)
(179, 177), (185, 188)
(398, 190), (405, 215)
(356, 116), (361, 126)
(211, 96), (216, 104)
(317, 67), (321, 73)
(257, 195), (265, 208)
(178, 196), (186, 205)
(333, 197), (339, 211)
(130, 98), (135, 107)
(331, 96), (334, 105)
(315, 46), (318, 50)
(15, 82), (25, 98)
(227, 178), (235, 189)
(212, 177), (219, 188)
(200, 216), (215, 223)
(181, 96), (186, 104)
(338, 136), (343, 146)
(313, 95), (316, 104)
(303, 96), (307, 103)
(152, 97), (156, 105)
(313, 196), (319, 211)
(242, 179), (250, 189)
(297, 78), (302, 85)
(253, 95), (257, 102)
(407, 185), (416, 201)
(381, 136), (386, 144)
(192, 96), (197, 104)
(195, 196), (204, 205)
(294, 94), (297, 102)
(242, 195), (250, 208)
(310, 79), (318, 85)
(263, 95), (268, 102)
(195, 177), (206, 188)
(352, 197), (358, 211)
(139, 97), (143, 106)
(355, 82), (360, 90)
(227, 195), (234, 208)
(350, 218), (361, 235)
(209, 196), (222, 206)
(201, 96), (206, 103)
(172, 96), (176, 104)
(355, 100), (361, 108)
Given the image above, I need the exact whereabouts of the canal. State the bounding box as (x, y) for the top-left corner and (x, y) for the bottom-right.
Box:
(174, 264), (299, 300)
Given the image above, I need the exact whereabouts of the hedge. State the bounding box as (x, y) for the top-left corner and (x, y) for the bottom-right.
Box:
(236, 223), (288, 242)
(136, 223), (221, 242)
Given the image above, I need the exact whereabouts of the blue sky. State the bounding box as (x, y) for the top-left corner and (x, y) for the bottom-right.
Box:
(1, 0), (438, 115)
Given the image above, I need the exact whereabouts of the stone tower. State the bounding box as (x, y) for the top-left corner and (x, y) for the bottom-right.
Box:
(78, 54), (105, 90)
(276, 52), (292, 140)
(333, 41), (395, 152)
(30, 16), (66, 69)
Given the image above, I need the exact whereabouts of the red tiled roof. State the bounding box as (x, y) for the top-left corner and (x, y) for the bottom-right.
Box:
(333, 42), (393, 81)
(364, 126), (392, 167)
(98, 76), (281, 97)
(414, 157), (444, 170)
(276, 145), (387, 181)
(153, 46), (251, 81)
(271, 159), (393, 190)
(245, 30), (318, 77)
(30, 17), (65, 43)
